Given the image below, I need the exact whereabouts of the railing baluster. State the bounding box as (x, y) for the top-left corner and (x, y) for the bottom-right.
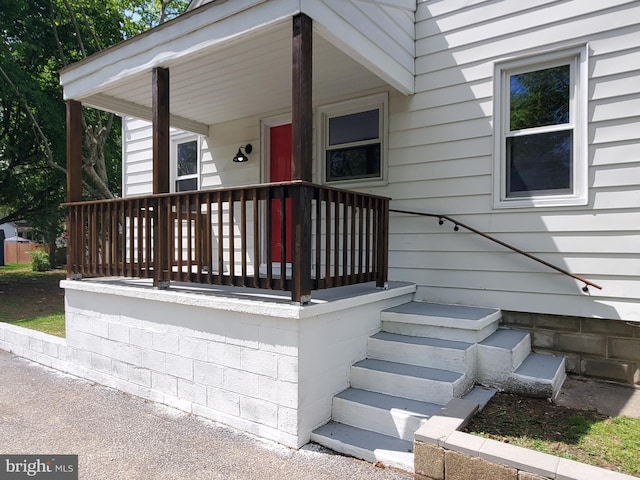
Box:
(279, 186), (286, 290)
(144, 198), (152, 278)
(205, 193), (213, 285)
(334, 191), (341, 286)
(127, 201), (133, 277)
(217, 192), (223, 285)
(133, 199), (139, 277)
(187, 194), (193, 282)
(314, 188), (321, 287)
(357, 194), (364, 283)
(240, 189), (247, 286)
(378, 199), (389, 288)
(324, 189), (332, 288)
(106, 201), (112, 275)
(165, 197), (173, 283)
(266, 188), (273, 289)
(342, 193), (349, 286)
(176, 194), (183, 281)
(252, 188), (260, 288)
(195, 193), (203, 284)
(228, 190), (235, 285)
(120, 201), (126, 276)
(372, 198), (379, 282)
(365, 195), (371, 281)
(350, 193), (356, 281)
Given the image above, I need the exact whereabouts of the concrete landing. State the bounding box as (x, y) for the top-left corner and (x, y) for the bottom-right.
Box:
(556, 376), (640, 418)
(381, 302), (501, 342)
(384, 302), (500, 322)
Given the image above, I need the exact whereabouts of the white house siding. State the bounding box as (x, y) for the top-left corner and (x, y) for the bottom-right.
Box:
(122, 117), (153, 197)
(385, 0), (640, 321)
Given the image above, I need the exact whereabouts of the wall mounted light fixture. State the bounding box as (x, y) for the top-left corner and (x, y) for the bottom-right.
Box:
(233, 144), (252, 163)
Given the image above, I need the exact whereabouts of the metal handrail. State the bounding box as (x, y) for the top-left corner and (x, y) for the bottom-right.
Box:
(389, 209), (603, 293)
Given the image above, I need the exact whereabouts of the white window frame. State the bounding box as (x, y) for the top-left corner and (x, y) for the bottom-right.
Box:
(493, 46), (588, 209)
(171, 133), (200, 193)
(316, 92), (388, 187)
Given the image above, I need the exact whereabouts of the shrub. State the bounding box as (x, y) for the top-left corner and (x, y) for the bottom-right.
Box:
(29, 249), (51, 272)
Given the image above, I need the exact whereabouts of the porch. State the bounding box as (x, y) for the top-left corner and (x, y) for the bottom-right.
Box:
(58, 0), (414, 458)
(60, 2), (413, 302)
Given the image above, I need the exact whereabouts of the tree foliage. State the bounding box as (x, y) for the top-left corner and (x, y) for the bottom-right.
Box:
(120, 0), (190, 36)
(0, 0), (187, 249)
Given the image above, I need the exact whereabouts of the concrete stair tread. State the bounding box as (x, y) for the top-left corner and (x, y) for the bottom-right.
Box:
(336, 388), (443, 417)
(480, 329), (529, 349)
(353, 358), (464, 383)
(372, 331), (473, 351)
(383, 302), (500, 329)
(311, 421), (414, 472)
(462, 386), (498, 410)
(515, 353), (565, 381)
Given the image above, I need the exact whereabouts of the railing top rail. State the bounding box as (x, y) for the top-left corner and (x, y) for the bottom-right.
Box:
(62, 181), (391, 207)
(389, 208), (603, 293)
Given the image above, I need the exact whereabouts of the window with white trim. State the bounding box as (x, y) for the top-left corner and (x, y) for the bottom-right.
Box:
(318, 93), (387, 185)
(172, 136), (199, 192)
(494, 47), (587, 208)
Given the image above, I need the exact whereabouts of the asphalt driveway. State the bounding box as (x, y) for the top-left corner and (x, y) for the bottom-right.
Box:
(0, 350), (412, 480)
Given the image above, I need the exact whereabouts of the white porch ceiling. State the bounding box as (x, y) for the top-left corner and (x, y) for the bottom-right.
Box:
(60, 0), (409, 135)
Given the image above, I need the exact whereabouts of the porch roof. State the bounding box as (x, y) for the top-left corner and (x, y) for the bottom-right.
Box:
(59, 0), (415, 136)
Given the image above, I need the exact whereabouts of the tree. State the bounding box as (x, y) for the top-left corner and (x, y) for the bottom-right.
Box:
(0, 0), (187, 262)
(119, 0), (190, 36)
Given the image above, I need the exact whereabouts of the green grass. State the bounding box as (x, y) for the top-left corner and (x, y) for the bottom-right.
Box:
(0, 263), (29, 272)
(0, 263), (66, 337)
(9, 314), (66, 337)
(466, 392), (640, 476)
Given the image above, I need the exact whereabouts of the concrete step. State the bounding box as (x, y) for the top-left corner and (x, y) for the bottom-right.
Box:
(381, 302), (501, 343)
(507, 353), (567, 399)
(477, 329), (531, 385)
(350, 358), (473, 405)
(310, 421), (414, 473)
(368, 331), (475, 374)
(332, 388), (442, 442)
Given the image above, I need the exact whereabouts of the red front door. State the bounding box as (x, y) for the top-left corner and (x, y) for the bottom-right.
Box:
(269, 124), (292, 263)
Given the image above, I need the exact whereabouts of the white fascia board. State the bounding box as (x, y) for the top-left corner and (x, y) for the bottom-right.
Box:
(85, 94), (210, 136)
(60, 0), (299, 101)
(303, 0), (415, 95)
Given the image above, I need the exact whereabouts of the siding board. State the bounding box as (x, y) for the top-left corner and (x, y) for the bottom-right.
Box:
(592, 141), (640, 166)
(591, 96), (640, 123)
(389, 232), (640, 255)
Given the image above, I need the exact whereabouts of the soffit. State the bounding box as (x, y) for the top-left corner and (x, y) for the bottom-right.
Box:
(59, 1), (397, 133)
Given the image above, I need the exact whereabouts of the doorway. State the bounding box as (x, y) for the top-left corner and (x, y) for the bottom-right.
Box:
(268, 123), (292, 263)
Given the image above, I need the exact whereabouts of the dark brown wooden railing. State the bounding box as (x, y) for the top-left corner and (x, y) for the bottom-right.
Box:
(65, 181), (389, 302)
